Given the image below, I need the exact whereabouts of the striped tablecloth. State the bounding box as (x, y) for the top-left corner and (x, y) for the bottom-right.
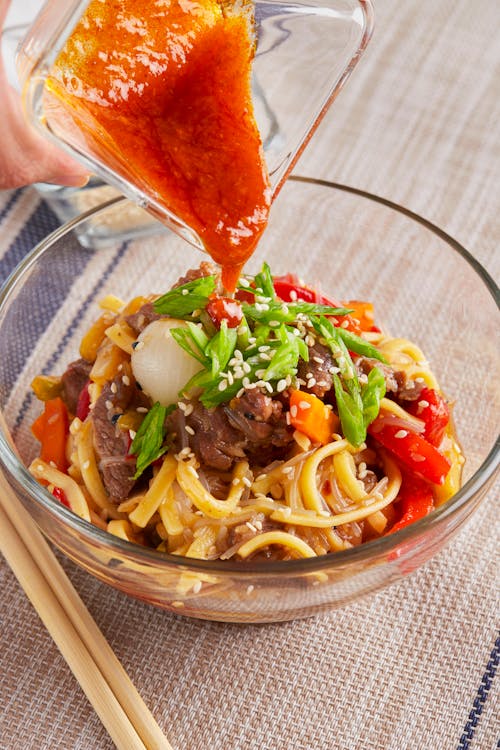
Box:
(1, 0), (499, 748)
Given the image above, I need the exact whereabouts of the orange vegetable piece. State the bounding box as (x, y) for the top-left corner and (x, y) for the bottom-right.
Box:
(289, 390), (339, 445)
(33, 397), (69, 472)
(80, 313), (114, 363)
(90, 338), (129, 386)
(31, 411), (47, 442)
(343, 300), (375, 332)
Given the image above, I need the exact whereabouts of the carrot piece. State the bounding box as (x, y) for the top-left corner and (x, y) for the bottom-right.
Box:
(79, 313), (114, 362)
(36, 397), (69, 472)
(342, 300), (375, 331)
(289, 390), (339, 445)
(31, 411), (47, 441)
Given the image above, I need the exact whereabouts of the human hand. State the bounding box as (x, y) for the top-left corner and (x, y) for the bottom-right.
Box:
(0, 0), (90, 190)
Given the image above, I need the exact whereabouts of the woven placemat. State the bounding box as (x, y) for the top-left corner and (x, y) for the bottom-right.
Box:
(1, 0), (499, 748)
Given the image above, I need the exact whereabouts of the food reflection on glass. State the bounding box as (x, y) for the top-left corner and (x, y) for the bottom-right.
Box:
(44, 0), (270, 291)
(29, 264), (463, 562)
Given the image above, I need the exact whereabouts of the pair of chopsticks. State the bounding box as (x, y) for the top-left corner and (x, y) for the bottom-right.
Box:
(0, 465), (174, 750)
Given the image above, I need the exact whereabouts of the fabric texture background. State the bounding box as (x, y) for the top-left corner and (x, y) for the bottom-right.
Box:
(0, 0), (499, 748)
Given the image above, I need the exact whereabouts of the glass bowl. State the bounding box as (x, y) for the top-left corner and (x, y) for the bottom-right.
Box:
(0, 177), (498, 623)
(17, 0), (373, 251)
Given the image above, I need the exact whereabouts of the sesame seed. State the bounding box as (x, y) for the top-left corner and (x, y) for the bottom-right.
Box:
(418, 399), (430, 410)
(305, 335), (315, 347)
(340, 320), (350, 329)
(242, 362), (251, 374)
(242, 476), (252, 487)
(299, 401), (311, 410)
(218, 380), (228, 392)
(317, 380), (328, 387)
(289, 290), (298, 301)
(178, 447), (191, 458)
(181, 288), (189, 295)
(394, 430), (408, 438)
(269, 320), (281, 327)
(192, 580), (202, 594)
(312, 356), (324, 364)
(308, 378), (317, 387)
(185, 425), (195, 435)
(110, 382), (117, 394)
(105, 400), (113, 410)
(277, 379), (287, 392)
(246, 584), (255, 595)
(246, 522), (257, 533)
(136, 406), (148, 413)
(410, 454), (426, 462)
(290, 405), (298, 418)
(236, 388), (245, 398)
(232, 477), (240, 486)
(258, 345), (271, 352)
(254, 520), (263, 531)
(259, 353), (271, 361)
(122, 375), (130, 386)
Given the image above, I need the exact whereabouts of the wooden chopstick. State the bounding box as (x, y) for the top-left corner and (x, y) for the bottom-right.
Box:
(0, 467), (173, 750)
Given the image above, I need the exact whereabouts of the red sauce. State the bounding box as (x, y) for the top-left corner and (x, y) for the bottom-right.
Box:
(206, 296), (243, 328)
(49, 0), (270, 291)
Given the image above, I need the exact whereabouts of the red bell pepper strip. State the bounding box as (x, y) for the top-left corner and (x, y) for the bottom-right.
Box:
(407, 387), (449, 447)
(368, 417), (451, 485)
(387, 473), (434, 534)
(52, 486), (71, 509)
(273, 277), (339, 307)
(76, 381), (91, 421)
(33, 397), (69, 472)
(272, 277), (364, 335)
(206, 296), (243, 329)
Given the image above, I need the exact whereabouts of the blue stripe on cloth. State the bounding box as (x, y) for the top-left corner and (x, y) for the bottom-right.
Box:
(457, 632), (500, 750)
(0, 188), (23, 225)
(0, 199), (62, 282)
(12, 240), (129, 437)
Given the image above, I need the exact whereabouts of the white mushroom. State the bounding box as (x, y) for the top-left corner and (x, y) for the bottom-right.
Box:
(131, 319), (201, 406)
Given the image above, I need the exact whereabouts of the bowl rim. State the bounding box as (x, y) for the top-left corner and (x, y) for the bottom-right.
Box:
(0, 176), (498, 576)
